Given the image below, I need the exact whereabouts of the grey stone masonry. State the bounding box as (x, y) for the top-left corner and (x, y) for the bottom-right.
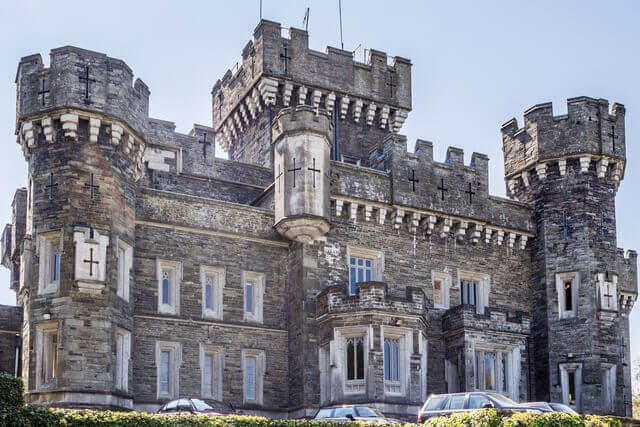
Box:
(0, 19), (636, 419)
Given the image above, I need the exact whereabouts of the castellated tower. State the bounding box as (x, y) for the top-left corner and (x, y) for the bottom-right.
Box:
(502, 97), (637, 416)
(272, 106), (332, 243)
(14, 46), (148, 408)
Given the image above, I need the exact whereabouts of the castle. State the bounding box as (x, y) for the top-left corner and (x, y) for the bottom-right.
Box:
(0, 19), (636, 418)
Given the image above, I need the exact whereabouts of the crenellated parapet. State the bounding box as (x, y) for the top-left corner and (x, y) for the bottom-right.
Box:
(442, 304), (531, 336)
(330, 134), (534, 249)
(502, 97), (626, 195)
(211, 19), (411, 153)
(316, 282), (427, 320)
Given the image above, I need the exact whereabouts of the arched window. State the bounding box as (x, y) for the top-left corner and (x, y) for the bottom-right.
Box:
(384, 339), (399, 381)
(346, 338), (364, 380)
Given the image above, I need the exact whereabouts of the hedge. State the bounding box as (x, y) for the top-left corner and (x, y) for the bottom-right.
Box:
(0, 373), (25, 408)
(0, 407), (629, 427)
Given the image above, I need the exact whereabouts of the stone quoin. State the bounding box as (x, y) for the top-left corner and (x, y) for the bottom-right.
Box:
(0, 19), (636, 418)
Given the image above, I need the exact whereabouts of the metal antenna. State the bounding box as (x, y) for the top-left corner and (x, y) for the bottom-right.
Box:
(338, 0), (344, 49)
(260, 0), (262, 19)
(303, 7), (310, 32)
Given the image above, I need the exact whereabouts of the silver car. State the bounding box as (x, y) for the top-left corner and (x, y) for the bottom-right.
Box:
(314, 405), (400, 423)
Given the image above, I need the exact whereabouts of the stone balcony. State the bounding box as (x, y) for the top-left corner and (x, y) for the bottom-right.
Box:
(316, 281), (427, 320)
(442, 304), (531, 336)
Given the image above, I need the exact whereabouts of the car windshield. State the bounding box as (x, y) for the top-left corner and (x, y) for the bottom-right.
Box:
(191, 399), (214, 411)
(315, 408), (334, 419)
(423, 395), (448, 411)
(550, 403), (578, 415)
(161, 400), (179, 412)
(487, 393), (517, 406)
(333, 407), (356, 418)
(355, 407), (382, 418)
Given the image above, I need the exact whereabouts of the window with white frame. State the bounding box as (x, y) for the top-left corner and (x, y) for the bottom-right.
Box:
(555, 272), (579, 319)
(156, 341), (181, 399)
(242, 349), (265, 405)
(347, 247), (384, 296)
(115, 328), (131, 391)
(602, 363), (616, 413)
(432, 271), (451, 309)
(243, 271), (264, 323)
(38, 231), (62, 295)
(157, 259), (181, 315)
(335, 326), (369, 395)
(116, 239), (132, 302)
(201, 266), (225, 320)
(35, 321), (58, 388)
(473, 345), (519, 400)
(200, 344), (223, 399)
(559, 363), (582, 411)
(458, 270), (490, 314)
(382, 326), (412, 396)
(597, 273), (618, 311)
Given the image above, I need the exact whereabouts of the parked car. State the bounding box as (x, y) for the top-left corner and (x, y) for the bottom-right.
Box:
(519, 401), (579, 415)
(417, 392), (543, 423)
(157, 398), (236, 417)
(314, 405), (401, 423)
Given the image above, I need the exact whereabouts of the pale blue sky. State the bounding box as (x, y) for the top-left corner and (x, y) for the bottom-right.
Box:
(0, 1), (638, 363)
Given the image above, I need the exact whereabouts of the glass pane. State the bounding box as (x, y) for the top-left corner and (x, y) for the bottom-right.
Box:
(160, 351), (169, 392)
(205, 284), (213, 309)
(204, 355), (212, 395)
(347, 341), (355, 380)
(315, 408), (333, 419)
(568, 371), (576, 405)
(334, 407), (356, 418)
(474, 353), (479, 389)
(565, 281), (573, 311)
(246, 284), (253, 313)
(365, 269), (371, 281)
(358, 268), (363, 283)
(384, 342), (390, 380)
(424, 395), (447, 411)
(392, 342), (399, 381)
(355, 407), (379, 417)
(502, 354), (508, 391)
(448, 394), (465, 410)
(484, 354), (495, 390)
(350, 257), (356, 266)
(356, 341), (364, 380)
(192, 399), (213, 411)
(245, 357), (256, 400)
(365, 260), (371, 267)
(162, 278), (170, 305)
(358, 258), (363, 266)
(350, 268), (356, 294)
(468, 394), (492, 409)
(53, 252), (60, 281)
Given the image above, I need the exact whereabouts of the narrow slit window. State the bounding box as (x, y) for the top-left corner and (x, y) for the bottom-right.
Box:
(564, 281), (572, 311)
(52, 251), (60, 282)
(162, 272), (170, 305)
(160, 351), (170, 393)
(568, 371), (576, 406)
(245, 283), (254, 314)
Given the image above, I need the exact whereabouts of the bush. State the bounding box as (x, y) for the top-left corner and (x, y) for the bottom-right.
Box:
(0, 373), (24, 408)
(0, 406), (628, 427)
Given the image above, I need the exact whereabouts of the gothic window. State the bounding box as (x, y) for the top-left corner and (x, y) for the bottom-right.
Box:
(243, 271), (265, 323)
(601, 363), (616, 413)
(156, 341), (181, 399)
(200, 344), (223, 400)
(116, 239), (132, 302)
(200, 266), (225, 320)
(347, 247), (384, 296)
(432, 271), (452, 309)
(473, 346), (518, 399)
(458, 270), (490, 314)
(559, 363), (582, 411)
(555, 272), (579, 318)
(242, 349), (265, 404)
(346, 337), (365, 381)
(115, 328), (131, 391)
(384, 339), (399, 382)
(38, 231), (62, 295)
(156, 259), (181, 315)
(36, 321), (58, 388)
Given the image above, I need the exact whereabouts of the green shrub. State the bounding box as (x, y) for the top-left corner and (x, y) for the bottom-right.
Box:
(0, 405), (628, 427)
(0, 373), (24, 408)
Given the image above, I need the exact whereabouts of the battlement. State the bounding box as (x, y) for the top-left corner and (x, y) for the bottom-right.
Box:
(442, 304), (531, 336)
(16, 46), (150, 138)
(316, 282), (427, 319)
(211, 19), (411, 152)
(502, 97), (626, 180)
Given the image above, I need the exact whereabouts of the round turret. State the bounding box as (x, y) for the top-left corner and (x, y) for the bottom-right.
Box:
(272, 105), (332, 243)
